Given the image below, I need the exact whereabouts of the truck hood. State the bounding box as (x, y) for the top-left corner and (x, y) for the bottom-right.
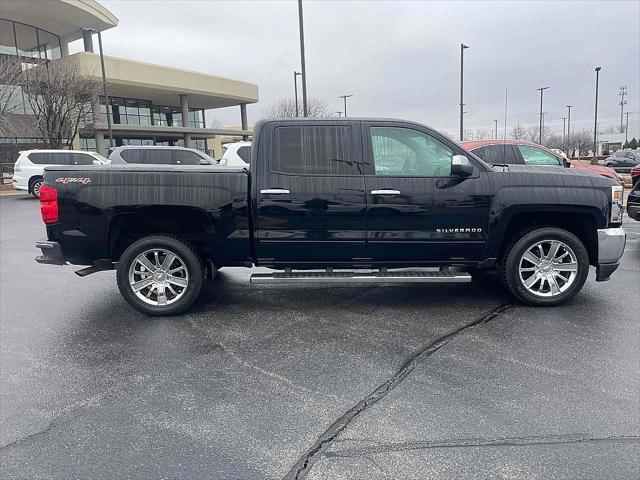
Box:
(492, 164), (617, 187)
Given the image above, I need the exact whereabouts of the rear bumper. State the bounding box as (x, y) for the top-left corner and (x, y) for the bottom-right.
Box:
(595, 227), (626, 281)
(35, 241), (66, 266)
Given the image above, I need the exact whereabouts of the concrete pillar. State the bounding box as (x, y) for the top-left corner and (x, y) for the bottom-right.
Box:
(82, 29), (94, 53)
(95, 131), (105, 156)
(240, 104), (248, 141)
(180, 94), (192, 147)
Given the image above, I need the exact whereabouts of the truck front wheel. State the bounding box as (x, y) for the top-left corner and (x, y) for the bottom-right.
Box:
(116, 235), (205, 316)
(501, 227), (589, 306)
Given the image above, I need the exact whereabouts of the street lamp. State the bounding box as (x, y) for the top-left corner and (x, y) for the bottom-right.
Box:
(459, 43), (469, 141)
(494, 119), (498, 140)
(592, 66), (601, 164)
(82, 27), (113, 149)
(566, 105), (572, 155)
(625, 112), (632, 144)
(338, 94), (353, 117)
(297, 0), (308, 117)
(536, 86), (549, 145)
(293, 71), (302, 117)
(562, 117), (566, 152)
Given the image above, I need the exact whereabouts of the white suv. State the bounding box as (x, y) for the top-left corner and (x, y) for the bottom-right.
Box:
(13, 150), (108, 198)
(219, 141), (251, 167)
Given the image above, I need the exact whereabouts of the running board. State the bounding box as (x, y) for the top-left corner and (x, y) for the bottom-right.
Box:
(250, 270), (472, 284)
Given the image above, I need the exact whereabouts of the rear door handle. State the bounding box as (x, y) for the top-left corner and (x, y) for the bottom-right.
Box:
(371, 189), (401, 195)
(260, 188), (290, 194)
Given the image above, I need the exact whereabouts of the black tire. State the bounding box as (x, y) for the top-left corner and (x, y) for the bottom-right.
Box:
(500, 227), (589, 306)
(30, 177), (43, 198)
(116, 235), (205, 316)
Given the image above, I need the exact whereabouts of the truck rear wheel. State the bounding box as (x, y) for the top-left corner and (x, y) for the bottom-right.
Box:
(116, 235), (205, 316)
(501, 227), (589, 306)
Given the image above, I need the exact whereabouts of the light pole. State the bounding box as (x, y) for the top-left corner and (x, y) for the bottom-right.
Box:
(566, 105), (572, 156)
(293, 71), (301, 117)
(297, 0), (308, 117)
(459, 43), (469, 141)
(537, 86), (549, 145)
(494, 120), (498, 140)
(562, 117), (566, 152)
(592, 66), (601, 164)
(336, 111), (342, 117)
(625, 112), (632, 144)
(83, 27), (113, 150)
(619, 86), (627, 132)
(338, 94), (353, 117)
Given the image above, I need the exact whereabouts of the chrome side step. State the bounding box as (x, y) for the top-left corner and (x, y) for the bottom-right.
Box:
(250, 269), (471, 285)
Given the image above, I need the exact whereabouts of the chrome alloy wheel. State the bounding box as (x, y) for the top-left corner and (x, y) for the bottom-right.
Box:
(128, 248), (189, 306)
(518, 240), (578, 297)
(32, 180), (42, 197)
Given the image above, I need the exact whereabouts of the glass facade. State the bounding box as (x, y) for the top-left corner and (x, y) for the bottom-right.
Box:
(81, 135), (207, 153)
(101, 96), (205, 129)
(0, 18), (61, 60)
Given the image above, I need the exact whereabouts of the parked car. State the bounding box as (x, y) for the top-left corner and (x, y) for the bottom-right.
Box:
(219, 141), (251, 168)
(13, 150), (108, 198)
(602, 149), (639, 173)
(627, 181), (640, 221)
(461, 140), (623, 184)
(631, 164), (640, 187)
(35, 118), (625, 315)
(109, 146), (215, 166)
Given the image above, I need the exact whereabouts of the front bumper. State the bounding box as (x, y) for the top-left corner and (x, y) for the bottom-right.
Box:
(35, 241), (66, 266)
(595, 227), (626, 281)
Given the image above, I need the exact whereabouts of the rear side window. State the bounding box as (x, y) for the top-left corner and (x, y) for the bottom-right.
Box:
(517, 145), (561, 166)
(237, 146), (251, 164)
(272, 126), (357, 175)
(173, 150), (202, 165)
(28, 152), (71, 165)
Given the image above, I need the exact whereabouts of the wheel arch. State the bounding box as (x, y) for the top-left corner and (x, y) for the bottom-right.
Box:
(108, 206), (215, 262)
(490, 209), (600, 266)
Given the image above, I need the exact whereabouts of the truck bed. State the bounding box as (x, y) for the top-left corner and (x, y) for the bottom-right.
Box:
(42, 164), (251, 266)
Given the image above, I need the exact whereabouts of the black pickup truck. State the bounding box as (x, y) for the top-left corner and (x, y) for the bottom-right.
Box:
(36, 118), (626, 315)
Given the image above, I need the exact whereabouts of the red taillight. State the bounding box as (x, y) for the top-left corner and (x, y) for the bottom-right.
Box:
(39, 185), (58, 224)
(631, 167), (640, 176)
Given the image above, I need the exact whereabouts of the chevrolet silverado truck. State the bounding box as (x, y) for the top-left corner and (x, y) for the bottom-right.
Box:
(35, 118), (626, 315)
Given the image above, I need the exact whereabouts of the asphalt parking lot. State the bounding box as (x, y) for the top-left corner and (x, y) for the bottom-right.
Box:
(1, 193), (639, 479)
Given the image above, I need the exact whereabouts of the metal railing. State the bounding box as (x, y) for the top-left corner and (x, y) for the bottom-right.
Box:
(1, 163), (14, 185)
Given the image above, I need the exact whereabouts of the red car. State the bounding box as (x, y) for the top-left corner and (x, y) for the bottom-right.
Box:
(460, 140), (622, 185)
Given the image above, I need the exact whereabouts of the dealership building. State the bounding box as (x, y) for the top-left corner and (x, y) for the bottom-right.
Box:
(0, 0), (258, 161)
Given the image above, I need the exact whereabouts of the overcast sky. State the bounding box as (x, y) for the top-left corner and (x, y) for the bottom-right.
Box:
(76, 0), (640, 138)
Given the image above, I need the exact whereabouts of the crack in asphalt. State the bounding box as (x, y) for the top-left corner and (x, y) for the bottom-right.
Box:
(282, 303), (513, 480)
(326, 433), (640, 457)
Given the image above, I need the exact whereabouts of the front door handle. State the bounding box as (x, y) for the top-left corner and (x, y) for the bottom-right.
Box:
(260, 188), (290, 194)
(371, 189), (401, 195)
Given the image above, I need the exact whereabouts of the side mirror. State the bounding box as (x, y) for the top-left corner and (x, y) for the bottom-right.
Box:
(92, 160), (102, 166)
(451, 155), (474, 177)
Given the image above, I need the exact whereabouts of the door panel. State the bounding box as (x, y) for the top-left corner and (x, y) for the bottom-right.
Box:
(363, 123), (492, 263)
(255, 122), (367, 264)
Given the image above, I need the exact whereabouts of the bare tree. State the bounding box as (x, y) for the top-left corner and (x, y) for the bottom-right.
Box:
(22, 59), (101, 149)
(0, 56), (25, 137)
(263, 97), (329, 118)
(524, 125), (552, 144)
(511, 124), (526, 140)
(569, 130), (592, 158)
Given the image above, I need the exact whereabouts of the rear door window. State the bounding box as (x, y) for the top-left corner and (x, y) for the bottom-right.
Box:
(473, 145), (513, 164)
(271, 125), (358, 175)
(516, 145), (561, 166)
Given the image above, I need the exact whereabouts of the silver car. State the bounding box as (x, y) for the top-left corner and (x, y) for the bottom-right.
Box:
(109, 146), (216, 166)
